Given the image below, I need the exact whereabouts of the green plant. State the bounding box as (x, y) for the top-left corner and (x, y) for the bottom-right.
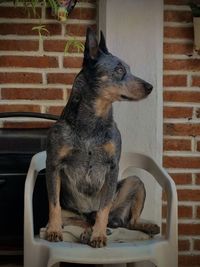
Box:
(189, 3), (200, 17)
(0, 0), (84, 53)
(32, 24), (50, 39)
(64, 37), (85, 54)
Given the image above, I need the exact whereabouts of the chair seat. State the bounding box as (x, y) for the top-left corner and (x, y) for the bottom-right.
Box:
(34, 236), (167, 265)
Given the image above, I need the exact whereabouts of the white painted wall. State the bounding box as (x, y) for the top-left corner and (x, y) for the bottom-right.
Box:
(98, 1), (163, 266)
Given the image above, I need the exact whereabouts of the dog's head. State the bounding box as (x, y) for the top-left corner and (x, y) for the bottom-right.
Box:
(82, 28), (153, 116)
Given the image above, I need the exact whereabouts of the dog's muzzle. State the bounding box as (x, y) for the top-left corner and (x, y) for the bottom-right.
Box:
(144, 82), (153, 95)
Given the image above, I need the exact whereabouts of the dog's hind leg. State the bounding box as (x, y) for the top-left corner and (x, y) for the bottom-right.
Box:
(108, 176), (160, 236)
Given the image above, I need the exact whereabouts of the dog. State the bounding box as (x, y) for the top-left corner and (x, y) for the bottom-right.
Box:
(45, 28), (160, 248)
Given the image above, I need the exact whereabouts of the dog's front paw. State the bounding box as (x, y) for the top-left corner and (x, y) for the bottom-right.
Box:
(89, 232), (107, 248)
(46, 226), (63, 242)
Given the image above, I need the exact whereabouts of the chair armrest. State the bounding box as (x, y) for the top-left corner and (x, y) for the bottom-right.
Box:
(119, 152), (178, 243)
(24, 151), (47, 244)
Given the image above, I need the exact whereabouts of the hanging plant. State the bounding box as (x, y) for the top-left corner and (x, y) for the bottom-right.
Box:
(0, 0), (84, 52)
(9, 0), (78, 21)
(189, 3), (200, 52)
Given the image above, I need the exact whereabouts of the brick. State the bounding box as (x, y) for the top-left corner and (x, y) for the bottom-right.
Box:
(69, 7), (96, 20)
(44, 40), (84, 53)
(47, 106), (65, 116)
(46, 7), (96, 20)
(163, 107), (193, 118)
(164, 26), (193, 39)
(162, 204), (167, 218)
(3, 121), (53, 129)
(63, 57), (83, 68)
(197, 141), (200, 151)
(164, 10), (192, 23)
(196, 174), (200, 185)
(163, 138), (191, 151)
(178, 239), (190, 251)
(196, 206), (200, 218)
(179, 255), (200, 266)
(0, 72), (42, 84)
(163, 75), (187, 87)
(44, 40), (66, 52)
(178, 189), (200, 201)
(66, 23), (96, 36)
(192, 76), (200, 87)
(0, 40), (39, 51)
(0, 23), (38, 36)
(161, 222), (166, 235)
(42, 24), (61, 35)
(169, 173), (192, 185)
(0, 23), (61, 36)
(178, 206), (193, 218)
(0, 56), (58, 68)
(1, 88), (63, 100)
(164, 59), (200, 71)
(164, 43), (193, 55)
(194, 239), (200, 250)
(164, 123), (200, 136)
(47, 73), (77, 84)
(179, 224), (200, 235)
(0, 6), (41, 18)
(0, 104), (40, 113)
(164, 156), (200, 169)
(163, 204), (192, 218)
(164, 91), (200, 103)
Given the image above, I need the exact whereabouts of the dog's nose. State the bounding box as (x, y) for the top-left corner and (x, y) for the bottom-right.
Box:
(144, 82), (153, 94)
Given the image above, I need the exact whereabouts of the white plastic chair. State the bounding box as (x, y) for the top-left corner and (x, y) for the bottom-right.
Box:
(24, 151), (178, 267)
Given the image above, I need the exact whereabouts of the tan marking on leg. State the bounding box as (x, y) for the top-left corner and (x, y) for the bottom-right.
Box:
(46, 175), (63, 242)
(103, 141), (116, 157)
(90, 203), (112, 248)
(58, 144), (72, 159)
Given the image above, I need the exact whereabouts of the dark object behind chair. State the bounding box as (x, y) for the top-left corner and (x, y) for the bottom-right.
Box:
(0, 128), (49, 252)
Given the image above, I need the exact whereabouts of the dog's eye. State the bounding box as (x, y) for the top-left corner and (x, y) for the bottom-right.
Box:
(113, 64), (126, 80)
(117, 67), (124, 74)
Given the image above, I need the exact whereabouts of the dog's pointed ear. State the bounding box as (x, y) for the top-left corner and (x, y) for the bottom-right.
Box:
(84, 27), (99, 61)
(99, 31), (109, 54)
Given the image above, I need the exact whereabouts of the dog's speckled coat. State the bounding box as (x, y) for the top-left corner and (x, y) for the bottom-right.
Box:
(45, 28), (159, 247)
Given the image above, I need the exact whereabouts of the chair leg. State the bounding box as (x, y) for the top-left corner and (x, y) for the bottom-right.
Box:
(153, 250), (178, 267)
(24, 246), (50, 267)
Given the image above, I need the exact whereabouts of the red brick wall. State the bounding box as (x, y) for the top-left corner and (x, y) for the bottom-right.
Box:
(0, 0), (96, 128)
(163, 0), (200, 266)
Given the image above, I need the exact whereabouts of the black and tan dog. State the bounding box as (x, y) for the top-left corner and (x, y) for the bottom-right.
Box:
(45, 28), (160, 248)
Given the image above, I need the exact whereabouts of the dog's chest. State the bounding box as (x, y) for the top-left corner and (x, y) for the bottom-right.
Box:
(60, 137), (114, 212)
